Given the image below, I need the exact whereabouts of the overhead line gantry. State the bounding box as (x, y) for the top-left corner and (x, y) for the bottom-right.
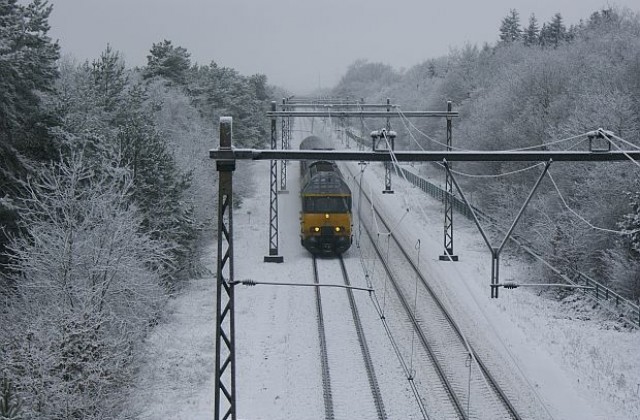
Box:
(212, 115), (639, 419)
(264, 98), (460, 264)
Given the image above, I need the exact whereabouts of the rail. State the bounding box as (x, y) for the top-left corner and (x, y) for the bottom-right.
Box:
(338, 256), (387, 420)
(353, 166), (523, 419)
(312, 256), (335, 419)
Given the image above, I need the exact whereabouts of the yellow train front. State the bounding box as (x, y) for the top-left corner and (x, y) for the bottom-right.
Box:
(299, 136), (352, 256)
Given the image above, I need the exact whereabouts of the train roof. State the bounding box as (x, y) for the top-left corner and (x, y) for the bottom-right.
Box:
(300, 135), (333, 150)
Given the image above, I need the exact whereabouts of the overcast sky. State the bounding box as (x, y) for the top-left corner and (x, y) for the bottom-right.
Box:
(46, 0), (637, 93)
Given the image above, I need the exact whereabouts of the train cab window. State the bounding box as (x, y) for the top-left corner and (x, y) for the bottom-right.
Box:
(303, 196), (351, 213)
(313, 162), (335, 172)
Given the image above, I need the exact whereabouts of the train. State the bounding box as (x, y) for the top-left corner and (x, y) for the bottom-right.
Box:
(299, 135), (353, 255)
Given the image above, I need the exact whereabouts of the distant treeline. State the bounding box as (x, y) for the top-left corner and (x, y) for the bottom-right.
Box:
(332, 7), (640, 302)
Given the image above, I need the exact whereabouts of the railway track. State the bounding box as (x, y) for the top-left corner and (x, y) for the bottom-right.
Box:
(312, 255), (387, 420)
(348, 165), (525, 420)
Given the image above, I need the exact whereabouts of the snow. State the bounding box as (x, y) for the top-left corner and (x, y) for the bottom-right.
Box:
(130, 123), (640, 420)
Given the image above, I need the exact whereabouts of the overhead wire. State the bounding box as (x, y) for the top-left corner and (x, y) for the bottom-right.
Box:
(396, 107), (457, 150)
(347, 114), (640, 244)
(358, 121), (558, 417)
(442, 162), (547, 179)
(604, 132), (640, 170)
(348, 162), (431, 419)
(397, 106), (595, 153)
(504, 132), (591, 152)
(345, 115), (640, 416)
(350, 139), (510, 417)
(546, 169), (640, 235)
(344, 116), (565, 417)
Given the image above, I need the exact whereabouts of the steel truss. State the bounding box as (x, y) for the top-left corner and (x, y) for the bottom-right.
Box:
(267, 110), (459, 118)
(279, 98), (290, 193)
(215, 117), (236, 420)
(265, 101), (284, 263)
(210, 149), (640, 162)
(383, 98), (394, 194)
(440, 101), (458, 261)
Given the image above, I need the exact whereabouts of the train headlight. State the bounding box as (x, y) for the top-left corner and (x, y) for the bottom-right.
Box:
(313, 227), (320, 232)
(335, 226), (341, 232)
(325, 213), (330, 219)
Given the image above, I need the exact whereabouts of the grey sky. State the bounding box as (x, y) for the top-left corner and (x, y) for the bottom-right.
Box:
(46, 0), (636, 93)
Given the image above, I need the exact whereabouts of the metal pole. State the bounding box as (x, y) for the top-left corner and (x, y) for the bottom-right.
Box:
(265, 102), (284, 263)
(443, 161), (493, 251)
(279, 98), (289, 193)
(491, 248), (500, 298)
(360, 98), (365, 151)
(440, 101), (458, 261)
(383, 98), (394, 194)
(215, 117), (236, 420)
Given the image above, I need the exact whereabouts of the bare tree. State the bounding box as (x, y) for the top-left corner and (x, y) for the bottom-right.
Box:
(2, 151), (168, 419)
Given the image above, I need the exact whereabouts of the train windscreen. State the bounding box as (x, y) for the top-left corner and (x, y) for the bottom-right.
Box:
(303, 196), (351, 213)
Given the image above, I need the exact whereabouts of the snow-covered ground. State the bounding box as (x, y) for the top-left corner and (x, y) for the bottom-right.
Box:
(130, 123), (640, 420)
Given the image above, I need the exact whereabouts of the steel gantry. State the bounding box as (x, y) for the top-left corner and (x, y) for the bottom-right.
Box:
(279, 98), (291, 194)
(211, 120), (640, 417)
(440, 101), (458, 261)
(271, 100), (458, 251)
(214, 117), (236, 420)
(262, 101), (459, 265)
(264, 101), (284, 263)
(383, 98), (394, 194)
(370, 128), (397, 193)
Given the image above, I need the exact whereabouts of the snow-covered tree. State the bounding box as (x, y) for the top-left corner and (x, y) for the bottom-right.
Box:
(187, 61), (269, 148)
(90, 45), (128, 112)
(0, 0), (59, 138)
(540, 13), (567, 47)
(0, 0), (60, 268)
(499, 9), (522, 43)
(144, 39), (191, 85)
(2, 153), (166, 418)
(54, 47), (199, 283)
(621, 189), (640, 255)
(523, 14), (540, 46)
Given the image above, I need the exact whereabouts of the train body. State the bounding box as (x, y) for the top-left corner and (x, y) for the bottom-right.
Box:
(299, 136), (353, 255)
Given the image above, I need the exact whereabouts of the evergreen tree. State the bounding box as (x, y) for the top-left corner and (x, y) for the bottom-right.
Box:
(187, 62), (269, 148)
(523, 13), (540, 46)
(55, 47), (198, 283)
(91, 45), (128, 112)
(144, 39), (191, 85)
(0, 0), (60, 271)
(587, 7), (616, 29)
(544, 13), (567, 47)
(0, 0), (59, 140)
(499, 9), (522, 43)
(116, 84), (197, 283)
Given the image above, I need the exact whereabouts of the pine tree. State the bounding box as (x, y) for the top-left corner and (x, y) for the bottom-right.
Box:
(144, 39), (191, 85)
(0, 0), (60, 138)
(91, 45), (128, 112)
(499, 9), (522, 43)
(545, 13), (567, 47)
(523, 14), (540, 46)
(0, 0), (60, 272)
